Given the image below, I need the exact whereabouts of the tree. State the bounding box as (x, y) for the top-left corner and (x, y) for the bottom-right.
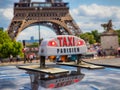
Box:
(0, 29), (23, 58)
(12, 41), (23, 56)
(80, 32), (96, 44)
(116, 30), (120, 45)
(0, 30), (11, 44)
(26, 42), (39, 47)
(91, 30), (100, 43)
(80, 29), (120, 46)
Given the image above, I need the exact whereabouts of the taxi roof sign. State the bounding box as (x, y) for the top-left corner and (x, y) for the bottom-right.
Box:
(39, 35), (87, 56)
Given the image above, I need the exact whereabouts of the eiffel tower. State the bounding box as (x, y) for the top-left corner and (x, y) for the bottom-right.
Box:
(7, 0), (82, 40)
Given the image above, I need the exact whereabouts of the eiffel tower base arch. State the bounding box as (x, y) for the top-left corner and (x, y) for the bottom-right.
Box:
(7, 0), (82, 40)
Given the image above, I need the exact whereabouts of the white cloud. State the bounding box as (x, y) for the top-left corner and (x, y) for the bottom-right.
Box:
(0, 8), (13, 20)
(77, 22), (104, 32)
(72, 4), (120, 19)
(0, 9), (3, 12)
(70, 4), (120, 32)
(3, 8), (13, 20)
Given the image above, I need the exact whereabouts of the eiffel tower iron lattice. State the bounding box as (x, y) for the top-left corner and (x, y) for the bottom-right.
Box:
(7, 0), (82, 40)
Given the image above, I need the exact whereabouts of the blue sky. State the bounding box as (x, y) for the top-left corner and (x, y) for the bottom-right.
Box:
(0, 0), (120, 40)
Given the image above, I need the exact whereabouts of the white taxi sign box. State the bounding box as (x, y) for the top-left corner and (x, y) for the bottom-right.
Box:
(39, 35), (87, 56)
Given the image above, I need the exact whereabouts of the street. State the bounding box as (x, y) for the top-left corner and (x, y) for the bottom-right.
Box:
(0, 59), (120, 90)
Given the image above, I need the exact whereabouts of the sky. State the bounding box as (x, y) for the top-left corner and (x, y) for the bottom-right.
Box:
(0, 0), (120, 41)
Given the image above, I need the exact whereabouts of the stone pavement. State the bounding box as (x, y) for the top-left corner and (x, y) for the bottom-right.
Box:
(0, 57), (120, 68)
(0, 60), (39, 66)
(82, 57), (120, 68)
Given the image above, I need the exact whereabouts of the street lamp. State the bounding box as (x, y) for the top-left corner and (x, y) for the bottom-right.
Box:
(38, 23), (41, 45)
(35, 7), (42, 45)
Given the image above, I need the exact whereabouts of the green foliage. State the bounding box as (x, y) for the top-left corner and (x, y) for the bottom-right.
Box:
(0, 31), (11, 44)
(80, 32), (96, 44)
(26, 42), (39, 47)
(0, 30), (23, 58)
(80, 29), (120, 45)
(91, 30), (100, 43)
(118, 37), (120, 45)
(116, 30), (120, 45)
(12, 41), (23, 56)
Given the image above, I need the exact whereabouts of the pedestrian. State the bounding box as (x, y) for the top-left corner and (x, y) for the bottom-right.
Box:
(71, 55), (78, 63)
(0, 57), (3, 63)
(24, 54), (29, 63)
(97, 49), (102, 57)
(102, 49), (106, 58)
(67, 55), (71, 62)
(9, 54), (13, 63)
(118, 50), (120, 57)
(16, 55), (20, 62)
(29, 54), (34, 63)
(33, 54), (36, 60)
(55, 55), (60, 62)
